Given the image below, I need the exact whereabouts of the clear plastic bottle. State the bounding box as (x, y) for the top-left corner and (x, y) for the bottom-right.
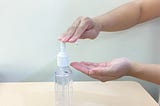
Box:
(55, 66), (72, 106)
(55, 42), (72, 106)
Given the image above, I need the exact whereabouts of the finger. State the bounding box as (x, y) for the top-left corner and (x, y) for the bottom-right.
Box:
(59, 17), (81, 42)
(70, 62), (90, 75)
(58, 32), (67, 41)
(62, 19), (81, 42)
(80, 29), (96, 39)
(69, 18), (89, 42)
(80, 61), (99, 67)
(71, 62), (100, 77)
(70, 62), (115, 81)
(80, 31), (92, 39)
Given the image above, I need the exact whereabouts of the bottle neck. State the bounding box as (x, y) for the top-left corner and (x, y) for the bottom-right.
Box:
(56, 66), (72, 75)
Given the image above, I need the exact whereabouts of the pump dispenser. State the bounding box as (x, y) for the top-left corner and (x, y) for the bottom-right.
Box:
(57, 42), (69, 67)
(55, 42), (72, 106)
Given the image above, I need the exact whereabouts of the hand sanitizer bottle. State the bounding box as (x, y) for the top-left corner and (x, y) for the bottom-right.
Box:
(55, 42), (72, 106)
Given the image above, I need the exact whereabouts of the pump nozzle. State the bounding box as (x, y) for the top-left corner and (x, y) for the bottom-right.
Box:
(57, 42), (69, 67)
(60, 42), (66, 52)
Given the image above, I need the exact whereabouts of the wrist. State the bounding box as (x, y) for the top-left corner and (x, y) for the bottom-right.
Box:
(128, 62), (141, 77)
(92, 17), (102, 32)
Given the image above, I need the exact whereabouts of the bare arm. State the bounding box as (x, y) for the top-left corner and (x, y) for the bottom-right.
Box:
(94, 0), (160, 31)
(59, 0), (160, 42)
(71, 58), (160, 85)
(129, 63), (160, 84)
(92, 0), (160, 84)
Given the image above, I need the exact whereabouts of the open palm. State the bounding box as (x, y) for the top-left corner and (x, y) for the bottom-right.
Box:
(71, 58), (132, 82)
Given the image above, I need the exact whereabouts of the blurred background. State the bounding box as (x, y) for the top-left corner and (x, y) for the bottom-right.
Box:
(0, 0), (159, 102)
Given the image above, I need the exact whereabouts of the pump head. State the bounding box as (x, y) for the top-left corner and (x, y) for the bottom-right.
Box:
(57, 42), (69, 67)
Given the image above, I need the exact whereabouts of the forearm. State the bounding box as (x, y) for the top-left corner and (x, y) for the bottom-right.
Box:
(93, 0), (160, 32)
(129, 63), (160, 85)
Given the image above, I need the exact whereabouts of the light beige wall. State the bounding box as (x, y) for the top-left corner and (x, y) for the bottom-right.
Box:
(0, 0), (159, 102)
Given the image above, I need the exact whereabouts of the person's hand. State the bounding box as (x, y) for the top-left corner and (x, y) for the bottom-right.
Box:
(70, 58), (133, 82)
(58, 17), (101, 43)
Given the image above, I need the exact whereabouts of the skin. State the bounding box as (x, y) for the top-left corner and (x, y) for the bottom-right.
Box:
(59, 0), (160, 85)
